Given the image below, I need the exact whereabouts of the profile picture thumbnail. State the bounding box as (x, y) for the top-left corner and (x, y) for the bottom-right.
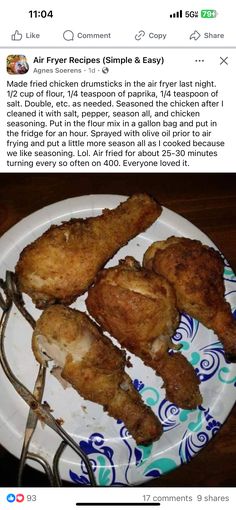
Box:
(7, 55), (29, 74)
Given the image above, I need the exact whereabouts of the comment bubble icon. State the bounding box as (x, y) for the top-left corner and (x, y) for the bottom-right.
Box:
(63, 30), (74, 41)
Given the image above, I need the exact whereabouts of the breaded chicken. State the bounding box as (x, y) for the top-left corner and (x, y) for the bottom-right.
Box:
(86, 257), (202, 409)
(16, 194), (162, 308)
(143, 236), (236, 361)
(32, 304), (162, 445)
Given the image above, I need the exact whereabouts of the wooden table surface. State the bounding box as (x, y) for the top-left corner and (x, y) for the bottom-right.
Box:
(0, 172), (236, 488)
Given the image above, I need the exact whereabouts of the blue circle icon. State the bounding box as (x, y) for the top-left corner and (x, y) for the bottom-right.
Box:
(7, 493), (16, 503)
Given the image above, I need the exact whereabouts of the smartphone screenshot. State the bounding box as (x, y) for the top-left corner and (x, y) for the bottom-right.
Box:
(0, 1), (236, 509)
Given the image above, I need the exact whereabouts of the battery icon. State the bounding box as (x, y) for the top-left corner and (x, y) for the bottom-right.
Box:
(201, 9), (217, 18)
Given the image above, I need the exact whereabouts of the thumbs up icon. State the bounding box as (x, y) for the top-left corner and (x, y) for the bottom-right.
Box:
(11, 30), (23, 41)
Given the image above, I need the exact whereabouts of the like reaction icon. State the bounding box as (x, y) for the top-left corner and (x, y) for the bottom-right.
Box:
(6, 494), (15, 503)
(11, 30), (23, 41)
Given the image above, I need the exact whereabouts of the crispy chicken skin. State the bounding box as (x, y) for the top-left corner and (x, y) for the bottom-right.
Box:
(143, 236), (236, 361)
(86, 257), (202, 409)
(15, 194), (162, 309)
(32, 304), (162, 445)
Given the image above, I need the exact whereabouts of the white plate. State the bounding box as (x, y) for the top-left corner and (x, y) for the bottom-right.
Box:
(0, 194), (236, 486)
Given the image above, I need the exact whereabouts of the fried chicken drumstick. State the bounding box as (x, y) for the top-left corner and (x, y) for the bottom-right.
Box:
(32, 304), (162, 445)
(16, 194), (161, 308)
(86, 257), (202, 409)
(143, 236), (236, 361)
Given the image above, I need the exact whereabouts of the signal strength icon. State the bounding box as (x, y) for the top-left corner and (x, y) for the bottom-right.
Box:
(170, 9), (183, 18)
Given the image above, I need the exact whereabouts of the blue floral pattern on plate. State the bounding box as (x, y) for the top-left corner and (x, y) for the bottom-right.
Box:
(65, 239), (236, 486)
(68, 274), (236, 486)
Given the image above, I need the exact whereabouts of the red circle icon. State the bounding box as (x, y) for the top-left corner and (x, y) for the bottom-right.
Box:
(16, 494), (25, 503)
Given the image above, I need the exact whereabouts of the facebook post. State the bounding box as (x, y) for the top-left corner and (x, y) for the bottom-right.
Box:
(5, 52), (232, 172)
(1, 1), (235, 172)
(0, 1), (236, 508)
